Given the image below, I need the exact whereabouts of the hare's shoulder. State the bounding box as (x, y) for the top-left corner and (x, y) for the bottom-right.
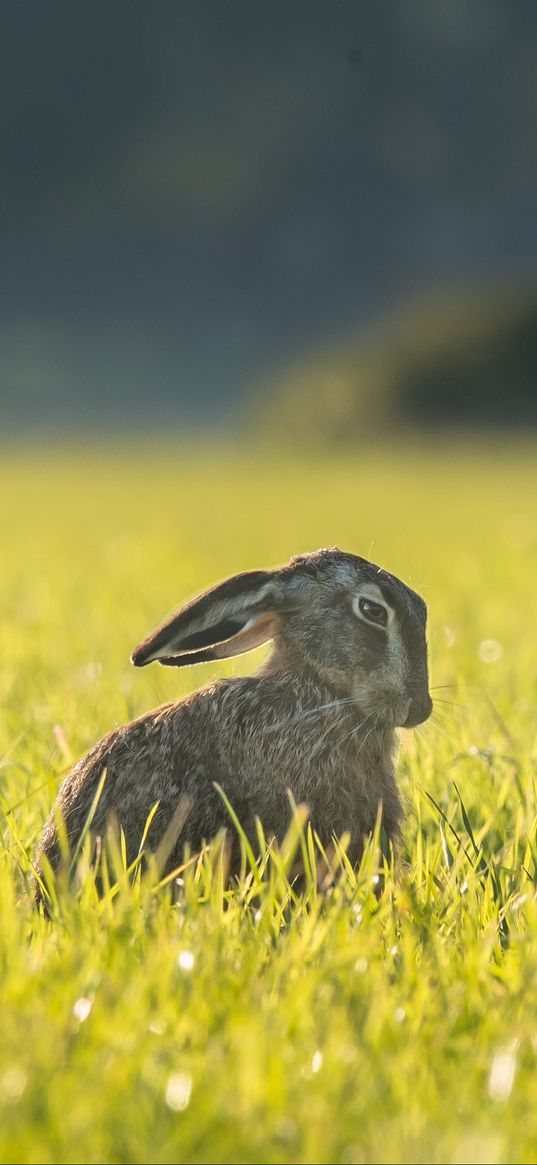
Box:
(63, 673), (322, 802)
(192, 671), (325, 726)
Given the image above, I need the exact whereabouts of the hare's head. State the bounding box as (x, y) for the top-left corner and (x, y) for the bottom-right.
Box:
(132, 548), (432, 728)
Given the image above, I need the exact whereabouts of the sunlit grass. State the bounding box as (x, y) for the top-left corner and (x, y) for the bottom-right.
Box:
(1, 438), (537, 1163)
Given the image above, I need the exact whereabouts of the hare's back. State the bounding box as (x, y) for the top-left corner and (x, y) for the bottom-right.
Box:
(36, 692), (228, 877)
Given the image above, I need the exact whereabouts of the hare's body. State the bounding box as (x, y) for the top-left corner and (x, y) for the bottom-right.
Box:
(38, 673), (400, 877)
(36, 547), (431, 897)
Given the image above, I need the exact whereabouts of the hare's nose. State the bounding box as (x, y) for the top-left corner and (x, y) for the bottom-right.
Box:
(404, 693), (433, 727)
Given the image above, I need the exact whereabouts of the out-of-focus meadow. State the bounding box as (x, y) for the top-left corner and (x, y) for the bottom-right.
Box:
(1, 440), (537, 1163)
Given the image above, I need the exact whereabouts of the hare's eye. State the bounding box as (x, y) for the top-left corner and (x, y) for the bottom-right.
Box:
(358, 598), (388, 627)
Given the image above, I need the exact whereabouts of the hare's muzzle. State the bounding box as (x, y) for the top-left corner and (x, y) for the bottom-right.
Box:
(402, 692), (433, 728)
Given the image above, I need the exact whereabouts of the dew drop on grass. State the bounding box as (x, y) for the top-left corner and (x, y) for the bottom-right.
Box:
(394, 1007), (406, 1023)
(149, 1019), (167, 1035)
(312, 1050), (323, 1073)
(73, 997), (93, 1023)
(488, 1045), (518, 1102)
(177, 950), (195, 972)
(479, 639), (503, 664)
(165, 1072), (192, 1112)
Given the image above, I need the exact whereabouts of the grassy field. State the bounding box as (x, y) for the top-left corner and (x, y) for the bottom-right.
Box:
(1, 438), (537, 1164)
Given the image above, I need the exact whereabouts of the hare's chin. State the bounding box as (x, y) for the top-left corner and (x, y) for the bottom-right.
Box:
(366, 698), (411, 729)
(353, 702), (400, 729)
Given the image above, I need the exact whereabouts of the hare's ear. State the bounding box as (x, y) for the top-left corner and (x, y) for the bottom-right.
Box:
(131, 568), (294, 668)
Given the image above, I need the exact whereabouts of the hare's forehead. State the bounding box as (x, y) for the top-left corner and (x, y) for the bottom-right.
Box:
(289, 562), (422, 616)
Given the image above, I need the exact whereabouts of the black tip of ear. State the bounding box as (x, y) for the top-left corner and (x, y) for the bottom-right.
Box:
(131, 645), (151, 667)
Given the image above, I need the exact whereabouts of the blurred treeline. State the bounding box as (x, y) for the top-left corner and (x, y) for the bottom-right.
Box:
(260, 283), (537, 442)
(1, 2), (536, 437)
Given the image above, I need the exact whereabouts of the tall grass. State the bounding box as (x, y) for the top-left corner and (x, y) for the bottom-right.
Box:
(0, 439), (536, 1163)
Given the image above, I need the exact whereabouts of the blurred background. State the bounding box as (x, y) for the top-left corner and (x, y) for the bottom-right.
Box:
(1, 0), (536, 439)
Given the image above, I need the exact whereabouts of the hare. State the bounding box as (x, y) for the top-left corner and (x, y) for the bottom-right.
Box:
(35, 548), (432, 898)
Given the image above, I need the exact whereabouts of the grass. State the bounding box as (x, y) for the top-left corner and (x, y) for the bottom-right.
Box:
(1, 437), (537, 1164)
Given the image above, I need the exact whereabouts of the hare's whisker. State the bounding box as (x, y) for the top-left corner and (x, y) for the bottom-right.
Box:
(427, 714), (459, 746)
(355, 711), (384, 758)
(305, 704), (374, 765)
(334, 708), (379, 755)
(263, 697), (357, 735)
(433, 698), (468, 710)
